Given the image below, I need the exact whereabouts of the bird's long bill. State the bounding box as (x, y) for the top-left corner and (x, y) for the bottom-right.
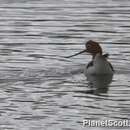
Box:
(65, 49), (87, 58)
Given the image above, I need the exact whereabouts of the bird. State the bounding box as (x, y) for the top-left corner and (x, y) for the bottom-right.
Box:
(65, 40), (114, 75)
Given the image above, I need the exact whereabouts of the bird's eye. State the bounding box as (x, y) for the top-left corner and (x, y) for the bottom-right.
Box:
(87, 44), (91, 48)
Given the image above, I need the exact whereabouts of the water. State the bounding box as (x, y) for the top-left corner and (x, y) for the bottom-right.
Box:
(0, 0), (130, 130)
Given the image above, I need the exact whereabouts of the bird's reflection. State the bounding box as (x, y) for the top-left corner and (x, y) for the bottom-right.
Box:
(86, 74), (113, 94)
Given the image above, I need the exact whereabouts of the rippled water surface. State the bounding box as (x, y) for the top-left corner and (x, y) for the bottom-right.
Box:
(0, 0), (130, 130)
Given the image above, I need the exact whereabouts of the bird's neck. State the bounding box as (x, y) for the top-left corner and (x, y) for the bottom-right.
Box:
(92, 52), (102, 59)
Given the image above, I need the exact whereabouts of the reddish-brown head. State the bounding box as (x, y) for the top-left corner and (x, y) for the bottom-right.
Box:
(65, 40), (102, 59)
(85, 40), (102, 58)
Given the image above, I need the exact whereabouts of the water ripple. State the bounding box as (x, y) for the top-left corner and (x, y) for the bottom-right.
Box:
(0, 0), (130, 130)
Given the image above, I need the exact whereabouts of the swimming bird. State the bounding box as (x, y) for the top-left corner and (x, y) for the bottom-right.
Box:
(65, 40), (114, 75)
